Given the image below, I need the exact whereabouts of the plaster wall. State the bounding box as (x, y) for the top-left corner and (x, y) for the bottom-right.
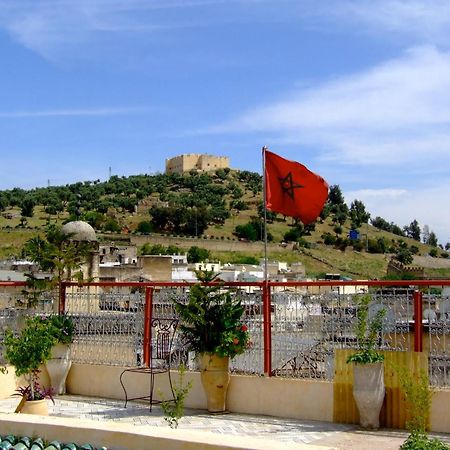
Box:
(66, 364), (333, 422)
(65, 364), (450, 433)
(1, 363), (449, 433)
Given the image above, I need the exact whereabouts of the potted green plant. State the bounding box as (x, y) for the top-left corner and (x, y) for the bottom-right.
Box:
(174, 270), (250, 412)
(44, 313), (75, 395)
(346, 294), (386, 429)
(3, 316), (56, 415)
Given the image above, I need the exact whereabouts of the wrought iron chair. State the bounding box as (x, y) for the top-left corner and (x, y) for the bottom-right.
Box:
(119, 317), (178, 410)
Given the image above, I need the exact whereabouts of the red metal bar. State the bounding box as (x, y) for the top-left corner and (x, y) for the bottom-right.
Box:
(263, 280), (272, 376)
(59, 282), (66, 314)
(53, 279), (450, 289)
(413, 290), (423, 352)
(143, 287), (153, 366)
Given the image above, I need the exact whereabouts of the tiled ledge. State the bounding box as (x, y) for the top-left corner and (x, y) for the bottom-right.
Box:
(0, 413), (327, 450)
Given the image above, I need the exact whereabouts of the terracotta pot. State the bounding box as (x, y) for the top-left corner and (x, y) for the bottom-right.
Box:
(199, 354), (230, 413)
(46, 343), (72, 395)
(20, 399), (49, 416)
(353, 362), (385, 429)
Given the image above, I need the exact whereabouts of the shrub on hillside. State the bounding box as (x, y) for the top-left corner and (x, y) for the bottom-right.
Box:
(136, 220), (153, 234)
(352, 240), (364, 252)
(322, 233), (337, 246)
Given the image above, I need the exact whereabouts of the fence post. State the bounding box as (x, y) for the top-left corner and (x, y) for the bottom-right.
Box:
(263, 281), (272, 376)
(413, 290), (423, 352)
(143, 287), (153, 366)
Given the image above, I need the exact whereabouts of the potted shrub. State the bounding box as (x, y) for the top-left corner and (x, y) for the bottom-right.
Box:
(174, 270), (250, 412)
(3, 316), (56, 415)
(347, 294), (386, 429)
(44, 313), (75, 395)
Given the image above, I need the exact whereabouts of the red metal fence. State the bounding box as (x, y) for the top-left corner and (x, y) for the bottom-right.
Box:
(1, 279), (450, 385)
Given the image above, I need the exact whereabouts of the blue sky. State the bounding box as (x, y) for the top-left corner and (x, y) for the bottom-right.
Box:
(0, 0), (449, 245)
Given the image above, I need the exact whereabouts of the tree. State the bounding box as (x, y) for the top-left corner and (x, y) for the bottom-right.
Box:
(0, 193), (8, 211)
(393, 247), (414, 265)
(234, 223), (258, 241)
(21, 224), (93, 307)
(371, 217), (404, 236)
(230, 200), (248, 211)
(349, 199), (370, 228)
(425, 231), (438, 247)
(103, 218), (121, 233)
(83, 211), (105, 229)
(328, 185), (345, 207)
(20, 196), (35, 218)
(332, 204), (348, 225)
(404, 220), (421, 241)
(283, 224), (304, 242)
(140, 243), (167, 255)
(187, 246), (210, 263)
(136, 221), (153, 234)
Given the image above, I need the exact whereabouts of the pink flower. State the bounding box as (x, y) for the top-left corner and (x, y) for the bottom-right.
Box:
(233, 338), (239, 345)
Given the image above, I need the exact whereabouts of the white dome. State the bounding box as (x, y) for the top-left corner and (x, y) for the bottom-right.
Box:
(61, 221), (97, 242)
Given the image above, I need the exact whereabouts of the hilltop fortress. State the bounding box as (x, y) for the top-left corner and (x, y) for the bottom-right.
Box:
(165, 153), (230, 175)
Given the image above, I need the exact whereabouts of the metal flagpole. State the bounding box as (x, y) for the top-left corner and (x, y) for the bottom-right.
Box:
(261, 146), (272, 376)
(262, 146), (268, 282)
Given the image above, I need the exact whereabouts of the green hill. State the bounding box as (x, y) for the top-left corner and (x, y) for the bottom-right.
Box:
(0, 169), (449, 279)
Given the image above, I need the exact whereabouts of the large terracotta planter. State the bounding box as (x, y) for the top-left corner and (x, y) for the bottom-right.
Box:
(352, 362), (385, 429)
(20, 399), (49, 416)
(46, 343), (72, 395)
(199, 354), (230, 413)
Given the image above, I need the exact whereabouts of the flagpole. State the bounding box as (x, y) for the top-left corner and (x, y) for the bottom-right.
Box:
(261, 145), (272, 376)
(262, 146), (268, 282)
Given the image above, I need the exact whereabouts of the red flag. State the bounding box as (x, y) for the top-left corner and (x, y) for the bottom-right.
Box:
(264, 149), (328, 224)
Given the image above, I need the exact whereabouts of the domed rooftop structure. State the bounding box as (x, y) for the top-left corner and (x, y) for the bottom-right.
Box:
(61, 221), (97, 242)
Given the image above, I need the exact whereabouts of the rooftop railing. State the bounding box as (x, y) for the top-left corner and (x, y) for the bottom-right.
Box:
(1, 279), (449, 387)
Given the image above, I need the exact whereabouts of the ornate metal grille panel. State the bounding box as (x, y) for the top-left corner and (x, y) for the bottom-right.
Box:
(65, 285), (145, 366)
(270, 286), (417, 381)
(422, 287), (450, 387)
(152, 287), (264, 375)
(0, 281), (449, 387)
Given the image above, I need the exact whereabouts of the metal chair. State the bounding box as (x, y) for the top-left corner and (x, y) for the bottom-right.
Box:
(119, 317), (178, 410)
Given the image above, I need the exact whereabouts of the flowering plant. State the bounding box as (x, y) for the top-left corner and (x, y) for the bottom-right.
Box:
(214, 324), (250, 359)
(174, 270), (250, 359)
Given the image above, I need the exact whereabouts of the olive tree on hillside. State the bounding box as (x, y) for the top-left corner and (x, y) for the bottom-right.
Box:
(404, 220), (421, 242)
(349, 199), (370, 229)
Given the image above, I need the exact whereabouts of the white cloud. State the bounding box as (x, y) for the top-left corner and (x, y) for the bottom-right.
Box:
(0, 106), (152, 118)
(347, 183), (450, 245)
(328, 0), (450, 44)
(208, 46), (450, 167)
(3, 0), (450, 60)
(0, 0), (247, 58)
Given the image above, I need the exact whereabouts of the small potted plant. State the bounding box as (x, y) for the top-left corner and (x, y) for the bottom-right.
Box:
(44, 313), (75, 395)
(347, 294), (387, 429)
(3, 316), (56, 415)
(174, 270), (250, 412)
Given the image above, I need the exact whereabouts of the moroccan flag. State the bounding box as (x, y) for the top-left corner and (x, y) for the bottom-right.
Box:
(264, 149), (329, 224)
